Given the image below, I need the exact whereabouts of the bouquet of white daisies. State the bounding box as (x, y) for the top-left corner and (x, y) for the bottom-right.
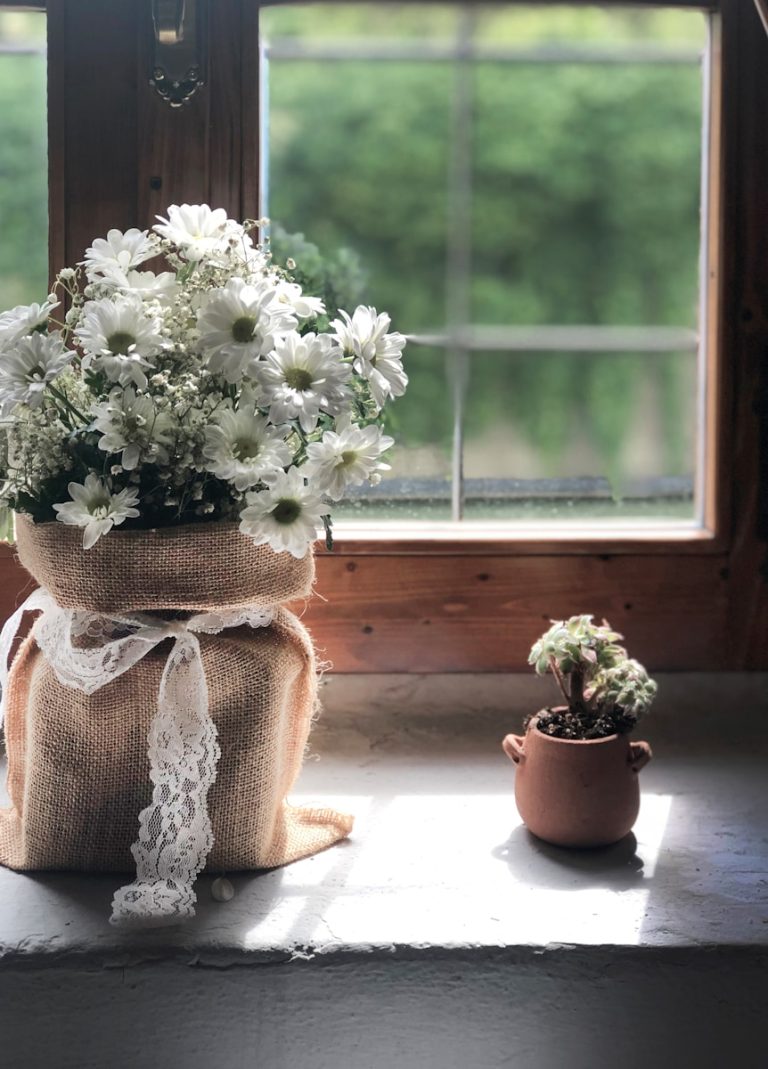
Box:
(0, 204), (407, 557)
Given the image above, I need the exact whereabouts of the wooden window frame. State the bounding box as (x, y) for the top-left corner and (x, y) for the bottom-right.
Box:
(0, 0), (765, 671)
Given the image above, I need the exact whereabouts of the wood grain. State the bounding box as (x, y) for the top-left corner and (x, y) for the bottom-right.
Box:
(0, 544), (729, 671)
(136, 1), (211, 230)
(306, 552), (730, 672)
(57, 0), (141, 265)
(45, 0), (65, 282)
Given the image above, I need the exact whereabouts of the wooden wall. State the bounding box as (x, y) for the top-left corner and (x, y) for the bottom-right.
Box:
(0, 0), (765, 671)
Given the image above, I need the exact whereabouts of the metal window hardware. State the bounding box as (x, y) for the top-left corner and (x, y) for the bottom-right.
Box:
(755, 0), (768, 40)
(150, 0), (206, 108)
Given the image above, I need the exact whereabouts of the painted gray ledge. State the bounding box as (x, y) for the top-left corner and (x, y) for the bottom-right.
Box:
(1, 675), (767, 1069)
(0, 673), (766, 967)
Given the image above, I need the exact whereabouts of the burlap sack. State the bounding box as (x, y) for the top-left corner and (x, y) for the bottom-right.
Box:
(0, 517), (352, 873)
(14, 515), (315, 612)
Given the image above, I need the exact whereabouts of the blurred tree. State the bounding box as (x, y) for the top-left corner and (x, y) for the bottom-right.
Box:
(0, 13), (47, 308)
(264, 3), (705, 487)
(0, 6), (704, 492)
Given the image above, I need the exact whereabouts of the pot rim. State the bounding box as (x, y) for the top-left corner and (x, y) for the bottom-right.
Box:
(528, 720), (628, 747)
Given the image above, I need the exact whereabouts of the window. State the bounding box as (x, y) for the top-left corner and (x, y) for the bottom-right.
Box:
(1, 0), (765, 672)
(261, 4), (708, 535)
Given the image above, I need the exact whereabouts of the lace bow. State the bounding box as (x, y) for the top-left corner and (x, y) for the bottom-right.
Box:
(0, 587), (274, 926)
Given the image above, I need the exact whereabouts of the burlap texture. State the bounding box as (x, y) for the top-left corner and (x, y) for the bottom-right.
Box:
(15, 515), (315, 612)
(0, 520), (351, 874)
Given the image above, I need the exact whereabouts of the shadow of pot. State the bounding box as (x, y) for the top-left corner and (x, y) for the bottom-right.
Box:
(502, 724), (652, 848)
(492, 826), (645, 890)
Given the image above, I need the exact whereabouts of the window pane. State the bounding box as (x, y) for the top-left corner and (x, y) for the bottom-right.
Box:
(333, 346), (453, 521)
(260, 2), (708, 530)
(265, 52), (451, 332)
(463, 349), (696, 522)
(0, 12), (47, 307)
(471, 57), (703, 330)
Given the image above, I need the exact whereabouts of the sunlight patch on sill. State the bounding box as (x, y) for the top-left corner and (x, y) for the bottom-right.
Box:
(243, 792), (674, 951)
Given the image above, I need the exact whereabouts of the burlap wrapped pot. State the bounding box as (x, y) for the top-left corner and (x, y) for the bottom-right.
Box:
(0, 516), (352, 877)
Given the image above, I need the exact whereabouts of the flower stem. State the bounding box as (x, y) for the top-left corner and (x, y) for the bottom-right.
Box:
(292, 423), (309, 465)
(570, 665), (587, 716)
(47, 383), (88, 425)
(548, 655), (571, 708)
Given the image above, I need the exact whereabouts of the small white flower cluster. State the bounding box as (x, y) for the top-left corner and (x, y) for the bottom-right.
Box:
(0, 205), (407, 556)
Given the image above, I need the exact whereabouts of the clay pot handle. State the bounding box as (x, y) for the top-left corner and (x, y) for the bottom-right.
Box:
(502, 734), (526, 765)
(629, 740), (652, 773)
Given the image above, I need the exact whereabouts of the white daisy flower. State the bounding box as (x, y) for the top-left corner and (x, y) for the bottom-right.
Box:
(332, 305), (408, 409)
(0, 299), (59, 350)
(239, 467), (325, 559)
(153, 203), (240, 262)
(82, 228), (158, 282)
(305, 420), (394, 500)
(197, 277), (296, 383)
(91, 386), (175, 470)
(274, 280), (326, 321)
(96, 266), (180, 304)
(256, 331), (351, 433)
(53, 473), (140, 549)
(202, 406), (292, 491)
(0, 332), (74, 415)
(75, 296), (164, 389)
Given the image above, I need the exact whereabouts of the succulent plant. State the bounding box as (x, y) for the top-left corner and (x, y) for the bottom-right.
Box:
(527, 615), (657, 740)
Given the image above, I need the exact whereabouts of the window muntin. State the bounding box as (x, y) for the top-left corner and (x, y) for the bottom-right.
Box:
(261, 2), (709, 535)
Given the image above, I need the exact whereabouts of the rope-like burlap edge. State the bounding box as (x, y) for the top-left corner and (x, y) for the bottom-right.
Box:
(15, 515), (315, 612)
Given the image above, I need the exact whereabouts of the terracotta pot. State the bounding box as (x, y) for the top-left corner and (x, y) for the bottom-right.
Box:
(502, 723), (652, 848)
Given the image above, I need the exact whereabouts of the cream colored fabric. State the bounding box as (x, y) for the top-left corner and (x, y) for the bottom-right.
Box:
(0, 520), (352, 920)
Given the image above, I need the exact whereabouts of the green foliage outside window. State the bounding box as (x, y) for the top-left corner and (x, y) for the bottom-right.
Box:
(264, 4), (706, 492)
(0, 6), (706, 502)
(0, 13), (47, 311)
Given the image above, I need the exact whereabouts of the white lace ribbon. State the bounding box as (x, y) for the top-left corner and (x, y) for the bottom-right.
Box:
(0, 587), (274, 927)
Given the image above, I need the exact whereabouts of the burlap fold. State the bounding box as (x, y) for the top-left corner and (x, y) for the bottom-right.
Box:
(0, 519), (351, 875)
(14, 515), (315, 612)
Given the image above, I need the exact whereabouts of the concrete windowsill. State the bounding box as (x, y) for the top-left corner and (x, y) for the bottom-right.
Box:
(1, 673), (767, 965)
(1, 674), (767, 1068)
